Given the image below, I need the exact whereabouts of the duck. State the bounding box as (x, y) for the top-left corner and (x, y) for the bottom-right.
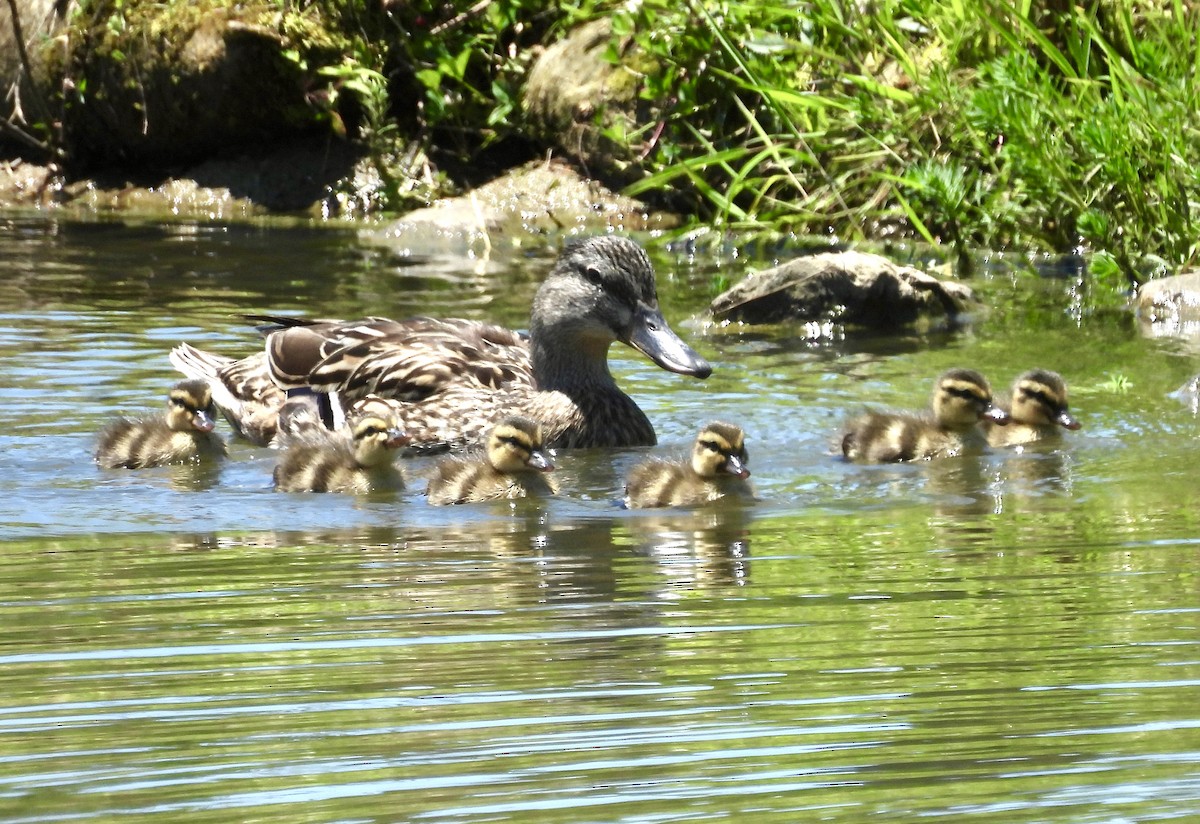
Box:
(984, 369), (1081, 447)
(426, 416), (557, 505)
(273, 405), (410, 494)
(625, 422), (753, 509)
(169, 236), (712, 450)
(841, 368), (1010, 463)
(95, 379), (228, 469)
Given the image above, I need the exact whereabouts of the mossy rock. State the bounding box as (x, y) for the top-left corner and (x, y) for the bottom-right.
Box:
(710, 251), (977, 327)
(523, 19), (658, 186)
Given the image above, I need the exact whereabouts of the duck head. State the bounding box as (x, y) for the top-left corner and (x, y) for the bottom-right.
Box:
(1010, 369), (1081, 430)
(530, 236), (712, 383)
(691, 421), (750, 480)
(167, 380), (218, 433)
(487, 416), (555, 474)
(932, 369), (1009, 430)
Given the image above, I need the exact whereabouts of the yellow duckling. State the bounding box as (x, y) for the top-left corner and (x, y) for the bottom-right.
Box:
(625, 422), (753, 509)
(841, 368), (1010, 463)
(96, 380), (227, 469)
(273, 408), (410, 494)
(426, 416), (557, 505)
(984, 369), (1081, 447)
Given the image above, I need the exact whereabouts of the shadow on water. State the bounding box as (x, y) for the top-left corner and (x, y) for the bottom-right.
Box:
(1, 215), (1199, 821)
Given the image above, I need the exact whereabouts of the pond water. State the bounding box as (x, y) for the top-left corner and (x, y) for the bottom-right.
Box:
(1, 215), (1199, 822)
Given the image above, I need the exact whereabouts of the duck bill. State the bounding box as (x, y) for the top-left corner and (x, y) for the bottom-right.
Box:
(526, 449), (555, 473)
(626, 302), (712, 379)
(1056, 410), (1082, 431)
(722, 454), (751, 479)
(385, 428), (411, 449)
(981, 406), (1010, 426)
(191, 410), (216, 432)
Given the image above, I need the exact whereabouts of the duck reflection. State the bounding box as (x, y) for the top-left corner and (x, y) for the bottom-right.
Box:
(618, 503), (753, 590)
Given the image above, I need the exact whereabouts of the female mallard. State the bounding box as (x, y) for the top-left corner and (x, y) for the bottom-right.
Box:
(841, 369), (1010, 463)
(625, 422), (753, 509)
(273, 405), (410, 494)
(96, 380), (228, 469)
(426, 416), (557, 505)
(984, 369), (1081, 448)
(170, 236), (711, 449)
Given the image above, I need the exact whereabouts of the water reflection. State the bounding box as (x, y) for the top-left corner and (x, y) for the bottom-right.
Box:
(3, 216), (1200, 822)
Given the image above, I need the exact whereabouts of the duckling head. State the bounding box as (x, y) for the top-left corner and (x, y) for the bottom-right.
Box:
(166, 380), (218, 433)
(1010, 369), (1081, 430)
(487, 416), (555, 474)
(530, 236), (712, 382)
(691, 421), (750, 479)
(932, 369), (1009, 430)
(349, 413), (411, 467)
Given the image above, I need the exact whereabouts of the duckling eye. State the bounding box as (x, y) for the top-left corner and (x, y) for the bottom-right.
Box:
(699, 439), (722, 453)
(946, 386), (982, 402)
(1024, 388), (1059, 409)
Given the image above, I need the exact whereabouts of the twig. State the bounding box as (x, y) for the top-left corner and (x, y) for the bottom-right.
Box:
(3, 0), (64, 160)
(430, 0), (492, 36)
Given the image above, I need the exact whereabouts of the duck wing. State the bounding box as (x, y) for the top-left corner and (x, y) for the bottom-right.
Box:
(273, 317), (533, 403)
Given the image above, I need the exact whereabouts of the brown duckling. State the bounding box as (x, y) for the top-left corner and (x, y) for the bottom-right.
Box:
(625, 421), (753, 509)
(96, 380), (227, 469)
(841, 369), (1009, 463)
(984, 369), (1081, 447)
(426, 416), (557, 505)
(273, 408), (410, 494)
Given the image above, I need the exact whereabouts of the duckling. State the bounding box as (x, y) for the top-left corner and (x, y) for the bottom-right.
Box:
(426, 416), (557, 505)
(985, 369), (1081, 447)
(625, 422), (753, 509)
(171, 236), (712, 450)
(841, 369), (1010, 463)
(273, 409), (410, 494)
(96, 380), (228, 469)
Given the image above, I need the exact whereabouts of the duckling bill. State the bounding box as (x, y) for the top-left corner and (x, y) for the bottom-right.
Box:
(96, 380), (228, 469)
(426, 416), (557, 505)
(841, 369), (1009, 463)
(625, 422), (753, 509)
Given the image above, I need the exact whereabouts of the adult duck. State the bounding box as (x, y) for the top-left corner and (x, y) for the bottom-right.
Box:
(171, 236), (711, 449)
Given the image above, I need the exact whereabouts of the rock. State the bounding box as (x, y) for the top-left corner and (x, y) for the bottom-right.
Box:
(369, 159), (677, 257)
(709, 250), (976, 327)
(522, 19), (652, 186)
(1134, 272), (1200, 342)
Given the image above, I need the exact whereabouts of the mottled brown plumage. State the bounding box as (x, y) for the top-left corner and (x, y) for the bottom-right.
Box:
(96, 380), (227, 469)
(984, 369), (1080, 447)
(170, 236), (711, 450)
(273, 409), (410, 494)
(625, 422), (754, 509)
(841, 369), (1010, 463)
(426, 416), (557, 505)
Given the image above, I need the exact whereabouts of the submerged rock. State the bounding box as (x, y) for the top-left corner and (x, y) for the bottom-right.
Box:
(709, 251), (976, 327)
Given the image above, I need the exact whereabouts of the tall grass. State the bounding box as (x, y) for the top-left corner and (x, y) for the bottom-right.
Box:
(607, 0), (1200, 290)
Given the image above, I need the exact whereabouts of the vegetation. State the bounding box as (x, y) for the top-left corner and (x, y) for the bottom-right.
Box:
(6, 1), (1199, 289)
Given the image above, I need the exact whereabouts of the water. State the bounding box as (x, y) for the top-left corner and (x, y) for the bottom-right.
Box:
(1, 215), (1199, 821)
